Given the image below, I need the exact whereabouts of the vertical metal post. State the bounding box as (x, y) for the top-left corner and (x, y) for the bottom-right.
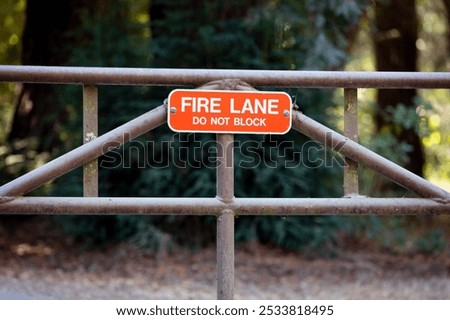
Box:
(83, 85), (98, 197)
(344, 88), (359, 195)
(216, 133), (234, 300)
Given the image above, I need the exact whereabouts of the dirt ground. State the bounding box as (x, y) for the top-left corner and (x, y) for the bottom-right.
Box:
(0, 217), (449, 300)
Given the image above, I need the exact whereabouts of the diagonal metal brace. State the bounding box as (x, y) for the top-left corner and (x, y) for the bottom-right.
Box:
(292, 110), (450, 200)
(0, 105), (167, 197)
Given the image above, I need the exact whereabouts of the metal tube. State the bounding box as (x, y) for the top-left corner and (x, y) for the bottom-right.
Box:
(216, 134), (235, 203)
(1, 65), (449, 88)
(343, 88), (359, 196)
(233, 197), (450, 215)
(216, 209), (235, 299)
(0, 197), (448, 215)
(83, 85), (98, 197)
(0, 197), (225, 215)
(0, 105), (167, 196)
(292, 111), (450, 199)
(216, 133), (235, 300)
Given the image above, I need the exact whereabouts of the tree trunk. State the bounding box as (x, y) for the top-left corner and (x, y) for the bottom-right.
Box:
(8, 0), (84, 150)
(443, 0), (450, 51)
(374, 0), (424, 179)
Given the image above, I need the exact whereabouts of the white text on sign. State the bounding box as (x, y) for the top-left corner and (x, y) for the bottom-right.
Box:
(168, 89), (292, 134)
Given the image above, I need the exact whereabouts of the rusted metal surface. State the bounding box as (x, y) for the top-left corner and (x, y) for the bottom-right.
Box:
(0, 197), (224, 215)
(232, 197), (450, 215)
(0, 105), (167, 196)
(83, 85), (98, 197)
(1, 65), (450, 88)
(343, 88), (359, 196)
(216, 134), (235, 203)
(292, 110), (450, 200)
(216, 209), (235, 299)
(0, 197), (448, 215)
(0, 66), (449, 303)
(216, 133), (235, 300)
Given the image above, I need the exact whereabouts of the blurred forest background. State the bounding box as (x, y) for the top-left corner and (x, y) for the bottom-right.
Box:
(0, 0), (449, 255)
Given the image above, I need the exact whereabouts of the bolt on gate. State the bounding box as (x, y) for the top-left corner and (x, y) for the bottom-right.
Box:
(0, 66), (449, 299)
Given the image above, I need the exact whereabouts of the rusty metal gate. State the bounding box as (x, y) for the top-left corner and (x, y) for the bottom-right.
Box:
(0, 66), (449, 299)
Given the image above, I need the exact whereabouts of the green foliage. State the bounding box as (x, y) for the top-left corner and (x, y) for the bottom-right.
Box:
(0, 140), (52, 190)
(3, 0), (446, 256)
(57, 0), (367, 251)
(68, 1), (150, 68)
(0, 0), (25, 143)
(236, 215), (348, 256)
(378, 97), (433, 137)
(361, 97), (435, 196)
(0, 0), (24, 65)
(151, 0), (367, 70)
(348, 216), (447, 254)
(4, 0), (374, 252)
(415, 229), (446, 254)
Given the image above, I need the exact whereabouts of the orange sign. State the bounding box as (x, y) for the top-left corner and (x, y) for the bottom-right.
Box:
(167, 90), (292, 134)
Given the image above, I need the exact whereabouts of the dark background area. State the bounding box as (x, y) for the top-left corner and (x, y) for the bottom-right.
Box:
(0, 0), (449, 255)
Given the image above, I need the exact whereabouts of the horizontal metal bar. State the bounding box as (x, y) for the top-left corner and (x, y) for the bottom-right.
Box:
(0, 65), (449, 88)
(0, 197), (448, 215)
(0, 197), (224, 215)
(292, 111), (450, 200)
(233, 198), (450, 215)
(216, 133), (235, 300)
(0, 105), (167, 196)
